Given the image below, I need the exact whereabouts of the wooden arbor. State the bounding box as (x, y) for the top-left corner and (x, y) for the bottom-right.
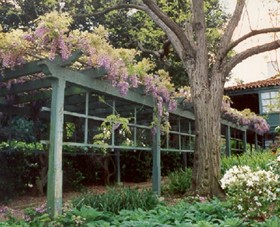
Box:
(0, 54), (260, 217)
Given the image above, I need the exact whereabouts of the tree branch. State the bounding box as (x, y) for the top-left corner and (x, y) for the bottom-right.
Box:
(191, 0), (207, 47)
(138, 41), (161, 58)
(222, 40), (280, 76)
(218, 0), (245, 60)
(225, 27), (280, 54)
(142, 0), (196, 59)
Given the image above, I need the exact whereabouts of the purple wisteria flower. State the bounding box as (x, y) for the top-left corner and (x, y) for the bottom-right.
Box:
(97, 55), (111, 70)
(34, 26), (49, 39)
(117, 81), (129, 96)
(168, 99), (177, 112)
(22, 34), (34, 42)
(58, 37), (71, 60)
(129, 75), (139, 88)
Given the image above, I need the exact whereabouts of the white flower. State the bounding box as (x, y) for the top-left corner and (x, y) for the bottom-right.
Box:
(277, 155), (280, 162)
(237, 205), (243, 211)
(247, 180), (254, 187)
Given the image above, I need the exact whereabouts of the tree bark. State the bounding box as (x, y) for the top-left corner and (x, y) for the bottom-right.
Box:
(189, 67), (225, 197)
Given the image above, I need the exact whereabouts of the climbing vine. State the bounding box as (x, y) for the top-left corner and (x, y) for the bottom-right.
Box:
(0, 11), (176, 123)
(177, 86), (270, 135)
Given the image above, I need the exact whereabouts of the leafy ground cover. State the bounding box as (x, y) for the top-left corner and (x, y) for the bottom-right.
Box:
(0, 150), (279, 226)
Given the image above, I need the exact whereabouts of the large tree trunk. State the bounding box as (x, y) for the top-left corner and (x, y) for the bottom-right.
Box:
(189, 66), (225, 197)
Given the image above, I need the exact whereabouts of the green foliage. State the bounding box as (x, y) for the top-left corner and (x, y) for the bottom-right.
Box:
(3, 198), (280, 226)
(63, 157), (85, 192)
(267, 154), (280, 179)
(161, 152), (184, 176)
(121, 151), (152, 183)
(164, 168), (192, 195)
(0, 141), (85, 202)
(93, 114), (131, 152)
(0, 141), (43, 202)
(0, 117), (36, 142)
(221, 165), (280, 219)
(72, 187), (159, 214)
(221, 151), (275, 175)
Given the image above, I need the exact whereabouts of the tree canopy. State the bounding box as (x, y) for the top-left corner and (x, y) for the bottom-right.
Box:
(0, 0), (229, 87)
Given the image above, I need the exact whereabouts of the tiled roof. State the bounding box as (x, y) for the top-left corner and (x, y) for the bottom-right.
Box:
(225, 75), (280, 91)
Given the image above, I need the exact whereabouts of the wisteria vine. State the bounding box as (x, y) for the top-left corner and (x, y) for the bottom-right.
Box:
(0, 11), (177, 126)
(177, 87), (270, 135)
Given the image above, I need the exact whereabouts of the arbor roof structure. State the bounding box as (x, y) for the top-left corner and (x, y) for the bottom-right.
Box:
(0, 53), (260, 217)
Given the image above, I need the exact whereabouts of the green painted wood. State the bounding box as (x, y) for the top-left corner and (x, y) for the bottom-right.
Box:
(115, 149), (121, 184)
(254, 133), (258, 149)
(0, 78), (51, 96)
(0, 61), (43, 82)
(47, 78), (65, 218)
(133, 107), (137, 146)
(152, 114), (161, 196)
(178, 118), (181, 150)
(221, 119), (248, 131)
(40, 140), (152, 151)
(243, 130), (247, 152)
(40, 61), (196, 120)
(161, 148), (193, 152)
(225, 125), (231, 157)
(8, 86), (89, 105)
(0, 104), (32, 116)
(83, 93), (89, 144)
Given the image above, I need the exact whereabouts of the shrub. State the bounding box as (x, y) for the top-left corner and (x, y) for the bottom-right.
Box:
(72, 187), (159, 214)
(221, 151), (275, 175)
(268, 154), (280, 178)
(164, 168), (192, 194)
(121, 151), (152, 182)
(221, 165), (280, 219)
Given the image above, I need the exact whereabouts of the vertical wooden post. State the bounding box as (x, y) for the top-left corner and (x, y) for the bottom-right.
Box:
(47, 78), (65, 217)
(225, 125), (231, 157)
(134, 107), (137, 147)
(254, 132), (258, 150)
(243, 130), (247, 153)
(178, 118), (181, 150)
(152, 114), (161, 195)
(188, 121), (192, 149)
(112, 99), (120, 184)
(84, 92), (89, 144)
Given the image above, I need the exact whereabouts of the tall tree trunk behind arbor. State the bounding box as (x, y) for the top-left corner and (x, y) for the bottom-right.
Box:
(190, 68), (225, 197)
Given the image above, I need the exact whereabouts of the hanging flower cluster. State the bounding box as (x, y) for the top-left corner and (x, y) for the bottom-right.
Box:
(0, 11), (177, 120)
(176, 87), (270, 135)
(222, 98), (270, 135)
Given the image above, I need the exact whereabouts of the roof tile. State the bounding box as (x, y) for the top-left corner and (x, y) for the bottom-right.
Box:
(225, 75), (280, 91)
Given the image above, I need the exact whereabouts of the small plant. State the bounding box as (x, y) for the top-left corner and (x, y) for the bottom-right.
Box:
(221, 165), (280, 219)
(72, 187), (159, 214)
(164, 168), (192, 194)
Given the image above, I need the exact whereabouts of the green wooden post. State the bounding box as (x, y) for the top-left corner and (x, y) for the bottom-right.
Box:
(84, 92), (89, 144)
(188, 121), (192, 150)
(254, 132), (258, 150)
(115, 149), (121, 184)
(134, 107), (137, 147)
(112, 99), (121, 184)
(243, 130), (247, 153)
(225, 125), (231, 157)
(152, 114), (161, 196)
(178, 118), (181, 150)
(47, 78), (65, 217)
